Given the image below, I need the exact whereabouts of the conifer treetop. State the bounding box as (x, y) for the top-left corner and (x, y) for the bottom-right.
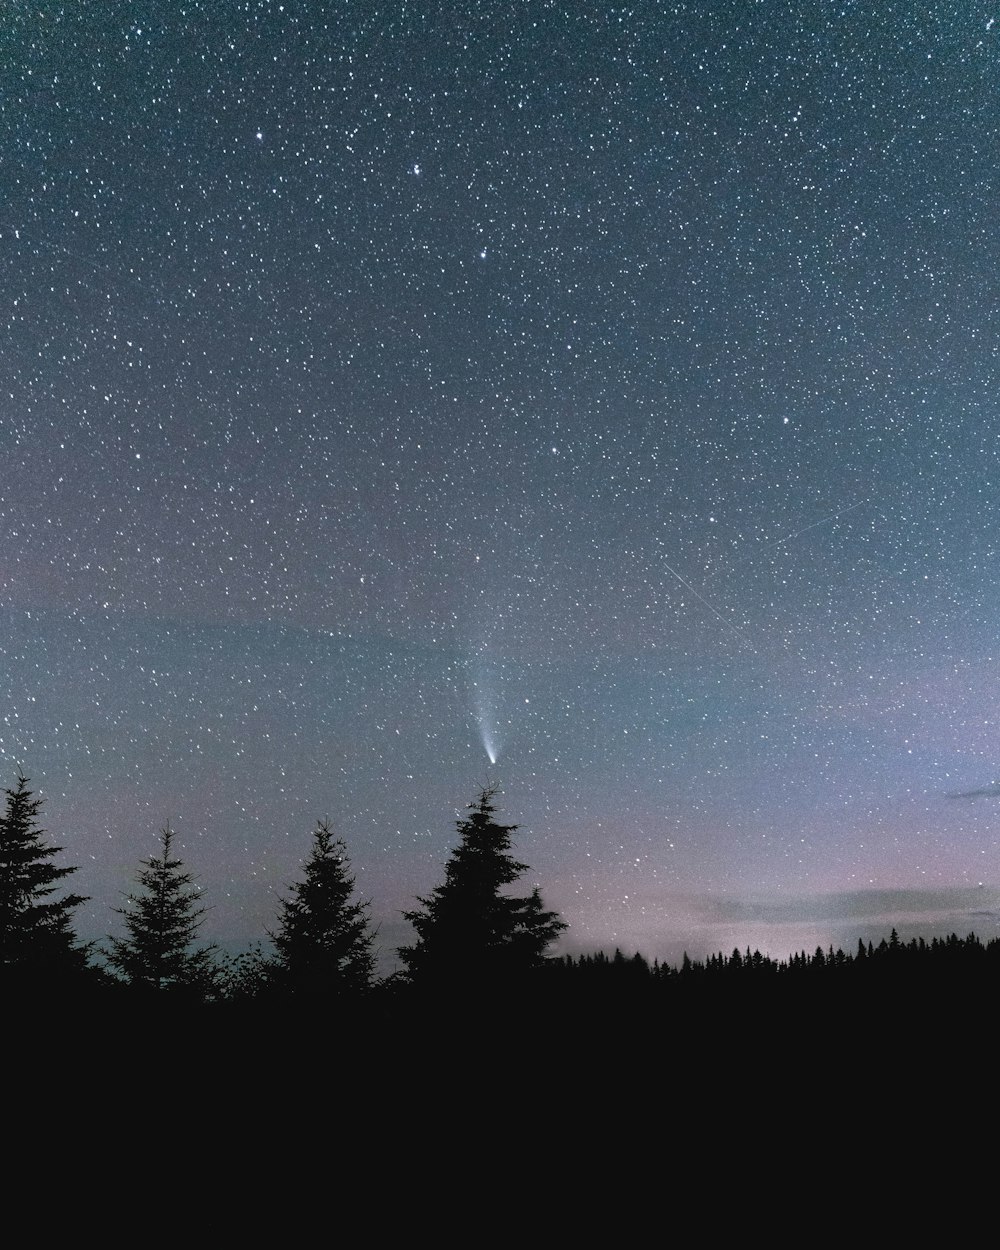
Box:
(106, 824), (217, 994)
(270, 818), (376, 996)
(0, 772), (88, 977)
(398, 783), (566, 984)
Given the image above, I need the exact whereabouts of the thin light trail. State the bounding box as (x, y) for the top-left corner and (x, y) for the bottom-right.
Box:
(1, 223), (164, 304)
(660, 557), (757, 652)
(758, 499), (865, 553)
(2, 224), (118, 280)
(673, 498), (868, 660)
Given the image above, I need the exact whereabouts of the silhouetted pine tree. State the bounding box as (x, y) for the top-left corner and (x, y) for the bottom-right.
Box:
(106, 825), (217, 996)
(0, 773), (89, 986)
(270, 820), (375, 998)
(398, 785), (566, 986)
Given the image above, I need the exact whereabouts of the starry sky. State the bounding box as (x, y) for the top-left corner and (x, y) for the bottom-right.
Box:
(3, 1), (999, 968)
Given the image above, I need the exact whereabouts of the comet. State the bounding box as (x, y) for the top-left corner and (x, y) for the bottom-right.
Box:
(471, 646), (502, 764)
(479, 727), (498, 766)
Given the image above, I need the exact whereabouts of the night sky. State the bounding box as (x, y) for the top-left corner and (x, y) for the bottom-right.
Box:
(3, 1), (999, 969)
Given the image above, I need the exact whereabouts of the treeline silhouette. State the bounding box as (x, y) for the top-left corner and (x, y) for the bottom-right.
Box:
(556, 929), (1000, 983)
(3, 769), (997, 1038)
(550, 928), (1000, 1016)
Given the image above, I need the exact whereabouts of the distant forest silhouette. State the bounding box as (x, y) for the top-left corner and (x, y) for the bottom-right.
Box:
(3, 770), (997, 1023)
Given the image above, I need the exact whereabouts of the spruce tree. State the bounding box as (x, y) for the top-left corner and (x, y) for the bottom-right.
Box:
(271, 820), (375, 998)
(106, 825), (217, 996)
(398, 785), (566, 986)
(0, 773), (89, 984)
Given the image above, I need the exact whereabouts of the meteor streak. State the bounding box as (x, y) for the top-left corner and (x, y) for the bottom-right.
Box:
(660, 557), (757, 652)
(759, 500), (865, 553)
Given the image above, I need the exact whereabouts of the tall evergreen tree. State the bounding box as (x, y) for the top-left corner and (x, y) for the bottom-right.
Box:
(398, 785), (566, 986)
(271, 820), (375, 998)
(106, 825), (216, 996)
(0, 773), (89, 983)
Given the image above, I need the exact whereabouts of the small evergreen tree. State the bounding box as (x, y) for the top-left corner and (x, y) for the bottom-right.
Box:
(106, 825), (216, 996)
(271, 820), (375, 998)
(0, 773), (89, 984)
(398, 785), (566, 986)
